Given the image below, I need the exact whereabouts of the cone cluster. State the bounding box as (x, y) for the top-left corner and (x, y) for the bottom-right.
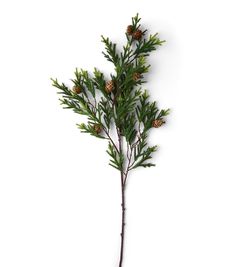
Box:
(126, 25), (143, 41)
(73, 85), (82, 94)
(133, 72), (141, 81)
(94, 124), (102, 134)
(152, 119), (165, 128)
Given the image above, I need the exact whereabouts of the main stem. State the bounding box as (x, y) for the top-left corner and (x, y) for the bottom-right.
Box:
(119, 174), (125, 267)
(118, 129), (126, 267)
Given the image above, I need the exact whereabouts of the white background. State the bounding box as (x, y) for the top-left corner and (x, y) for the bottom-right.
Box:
(0, 0), (236, 266)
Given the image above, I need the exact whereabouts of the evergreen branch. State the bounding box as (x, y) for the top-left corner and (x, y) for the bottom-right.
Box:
(115, 89), (142, 126)
(134, 33), (165, 56)
(80, 69), (96, 98)
(106, 142), (124, 171)
(77, 123), (105, 139)
(125, 34), (165, 66)
(98, 97), (113, 129)
(51, 78), (72, 97)
(130, 145), (157, 170)
(158, 108), (171, 118)
(101, 36), (120, 66)
(52, 14), (169, 267)
(132, 13), (142, 29)
(122, 112), (137, 145)
(93, 68), (107, 96)
(120, 43), (133, 64)
(135, 90), (159, 130)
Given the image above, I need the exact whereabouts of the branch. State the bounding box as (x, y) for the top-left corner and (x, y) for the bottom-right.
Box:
(123, 143), (133, 185)
(103, 127), (119, 154)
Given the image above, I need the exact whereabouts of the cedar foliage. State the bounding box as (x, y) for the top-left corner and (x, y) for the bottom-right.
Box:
(51, 14), (169, 267)
(52, 14), (169, 172)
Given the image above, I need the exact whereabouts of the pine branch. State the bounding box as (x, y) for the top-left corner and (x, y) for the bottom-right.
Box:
(52, 14), (169, 267)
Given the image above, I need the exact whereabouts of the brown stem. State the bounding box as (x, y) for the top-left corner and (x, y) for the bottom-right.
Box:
(103, 127), (119, 154)
(119, 180), (125, 267)
(124, 145), (133, 185)
(117, 128), (125, 267)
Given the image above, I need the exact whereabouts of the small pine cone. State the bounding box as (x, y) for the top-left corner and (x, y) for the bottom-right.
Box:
(133, 72), (141, 81)
(152, 119), (165, 128)
(126, 25), (133, 35)
(132, 29), (143, 40)
(94, 124), (102, 134)
(73, 85), (82, 94)
(105, 80), (114, 93)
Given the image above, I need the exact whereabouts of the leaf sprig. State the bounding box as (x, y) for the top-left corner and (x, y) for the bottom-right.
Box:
(52, 13), (169, 175)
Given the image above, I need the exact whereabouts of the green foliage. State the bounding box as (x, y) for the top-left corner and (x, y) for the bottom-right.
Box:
(77, 123), (105, 139)
(136, 90), (158, 130)
(52, 14), (169, 174)
(101, 36), (120, 66)
(131, 132), (157, 169)
(134, 33), (165, 57)
(106, 142), (124, 171)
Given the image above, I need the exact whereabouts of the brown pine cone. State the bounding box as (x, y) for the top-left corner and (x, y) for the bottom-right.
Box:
(132, 29), (143, 40)
(152, 119), (165, 128)
(72, 85), (82, 94)
(105, 80), (114, 93)
(126, 25), (133, 35)
(133, 72), (141, 81)
(94, 124), (102, 134)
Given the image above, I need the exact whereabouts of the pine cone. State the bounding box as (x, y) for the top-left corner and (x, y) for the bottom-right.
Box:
(105, 80), (114, 93)
(73, 85), (82, 94)
(126, 25), (133, 35)
(132, 29), (143, 40)
(94, 124), (102, 134)
(152, 119), (165, 128)
(133, 72), (141, 81)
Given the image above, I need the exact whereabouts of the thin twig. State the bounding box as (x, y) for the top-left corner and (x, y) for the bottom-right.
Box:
(103, 128), (119, 154)
(124, 144), (133, 185)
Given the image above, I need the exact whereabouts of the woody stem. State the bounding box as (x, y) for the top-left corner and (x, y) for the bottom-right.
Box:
(117, 128), (126, 267)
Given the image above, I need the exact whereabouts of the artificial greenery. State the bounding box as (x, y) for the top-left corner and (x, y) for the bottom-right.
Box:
(52, 14), (169, 267)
